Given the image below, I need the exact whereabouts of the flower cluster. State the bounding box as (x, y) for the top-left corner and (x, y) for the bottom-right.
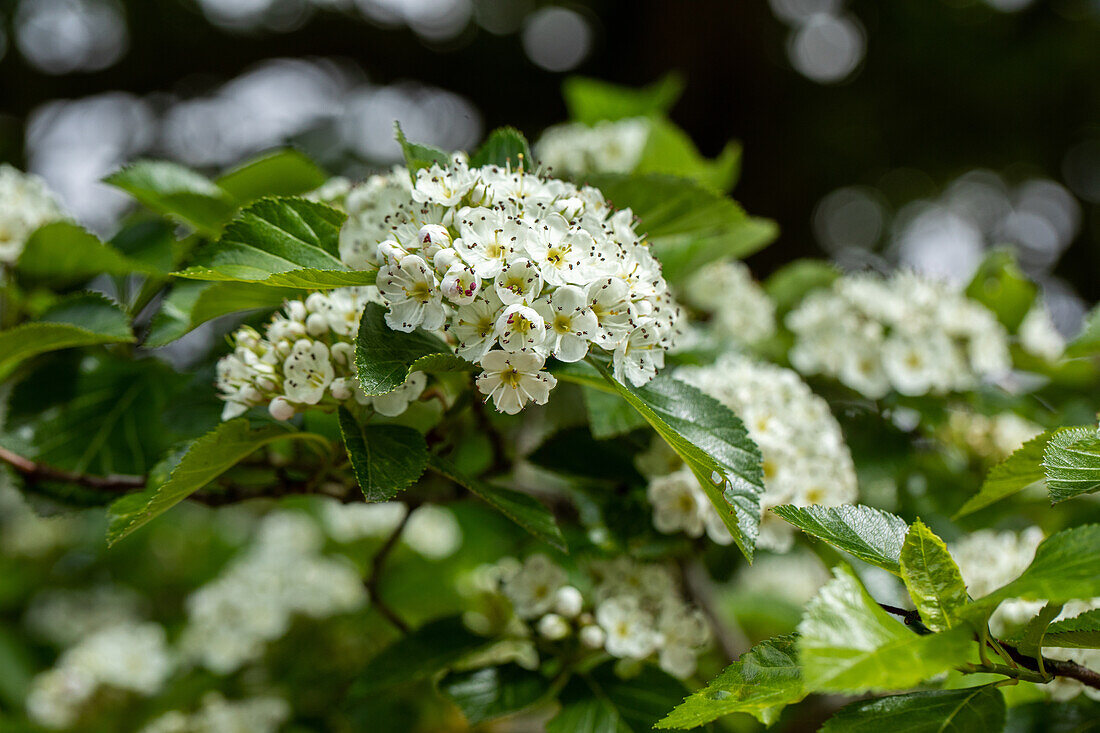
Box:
(680, 259), (776, 346)
(787, 271), (1011, 398)
(952, 527), (1100, 701)
(641, 353), (858, 552)
(179, 511), (366, 674)
(0, 164), (66, 264)
(534, 118), (650, 178)
(475, 554), (710, 679)
(1018, 301), (1066, 362)
(941, 407), (1043, 461)
(216, 287), (426, 421)
(26, 622), (175, 729)
(341, 157), (682, 413)
(140, 693), (290, 733)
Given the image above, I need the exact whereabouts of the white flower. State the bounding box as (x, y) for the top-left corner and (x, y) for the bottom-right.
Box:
(534, 285), (597, 362)
(494, 257), (544, 306)
(1019, 302), (1065, 361)
(476, 351), (557, 415)
(440, 263), (481, 305)
(647, 468), (706, 537)
(587, 277), (636, 346)
(283, 340), (334, 404)
(454, 292), (504, 361)
(0, 164), (66, 264)
(377, 254), (447, 332)
(535, 118), (650, 177)
(596, 597), (658, 659)
(613, 320), (665, 386)
(412, 163), (477, 206)
(501, 554), (567, 618)
(683, 259), (777, 345)
(524, 214), (589, 286)
(371, 371), (427, 417)
(456, 207), (522, 278)
(494, 304), (548, 354)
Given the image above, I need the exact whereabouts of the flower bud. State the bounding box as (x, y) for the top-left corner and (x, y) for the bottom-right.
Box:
(269, 396), (295, 421)
(553, 586), (583, 618)
(537, 613), (570, 641)
(286, 301), (307, 322)
(579, 624), (606, 649)
(330, 378), (352, 400)
(306, 313), (329, 337)
(441, 264), (481, 305)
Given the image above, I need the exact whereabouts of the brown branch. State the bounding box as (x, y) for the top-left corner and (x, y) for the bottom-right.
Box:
(0, 445), (145, 490)
(365, 502), (418, 634)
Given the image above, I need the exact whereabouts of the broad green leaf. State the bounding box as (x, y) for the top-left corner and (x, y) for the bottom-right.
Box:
(18, 222), (163, 286)
(106, 419), (323, 544)
(772, 504), (909, 575)
(634, 118), (741, 193)
(585, 358), (764, 560)
(953, 430), (1051, 518)
(216, 149), (328, 204)
(0, 294), (134, 381)
(798, 565), (974, 693)
(657, 635), (804, 729)
(143, 280), (294, 347)
(176, 197), (374, 289)
(547, 663), (687, 733)
(563, 73), (684, 124)
(470, 127), (533, 169)
(355, 302), (470, 396)
(427, 454), (565, 551)
(1043, 425), (1100, 503)
(588, 174), (777, 283)
(820, 685), (1005, 733)
(1041, 609), (1100, 649)
(1066, 305), (1100, 358)
(439, 664), (546, 725)
(351, 616), (491, 695)
(582, 385), (647, 439)
(965, 248), (1037, 332)
(1016, 602), (1064, 662)
(900, 520), (970, 632)
(337, 407), (428, 501)
(764, 259), (839, 318)
(395, 122), (451, 175)
(106, 160), (236, 236)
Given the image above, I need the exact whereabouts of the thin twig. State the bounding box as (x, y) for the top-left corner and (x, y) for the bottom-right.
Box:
(680, 559), (748, 662)
(365, 503), (418, 634)
(469, 396), (508, 475)
(0, 445), (145, 490)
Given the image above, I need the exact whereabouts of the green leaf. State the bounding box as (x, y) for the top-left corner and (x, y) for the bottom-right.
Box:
(1041, 609), (1100, 649)
(0, 294), (134, 381)
(175, 196), (368, 288)
(820, 686), (1006, 733)
(634, 118), (741, 193)
(17, 222), (163, 286)
(143, 280), (295, 347)
(764, 259), (839, 318)
(584, 358), (764, 560)
(395, 122), (451, 175)
(547, 663), (687, 733)
(798, 565), (974, 693)
(337, 407), (428, 501)
(965, 248), (1037, 332)
(953, 430), (1051, 518)
(563, 73), (684, 124)
(582, 385), (648, 439)
(352, 616), (491, 695)
(106, 419), (321, 545)
(657, 635), (804, 729)
(772, 504), (909, 575)
(1044, 425), (1100, 503)
(1016, 602), (1064, 661)
(216, 149), (329, 204)
(1066, 305), (1100, 358)
(900, 520), (971, 632)
(470, 127), (533, 169)
(106, 160), (236, 236)
(427, 454), (565, 551)
(354, 302), (470, 396)
(588, 174), (777, 283)
(439, 664), (546, 725)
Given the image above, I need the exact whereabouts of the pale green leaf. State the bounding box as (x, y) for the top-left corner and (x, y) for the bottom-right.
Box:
(470, 127), (533, 169)
(18, 222), (163, 286)
(634, 118), (741, 193)
(337, 407), (428, 501)
(1017, 602), (1064, 661)
(582, 385), (647, 439)
(395, 122), (451, 175)
(1043, 425), (1100, 503)
(953, 430), (1051, 518)
(900, 520), (971, 632)
(965, 248), (1037, 332)
(563, 73), (684, 124)
(144, 280), (295, 347)
(354, 302), (470, 396)
(216, 148), (328, 203)
(106, 160), (236, 235)
(1066, 305), (1100, 358)
(439, 665), (546, 725)
(820, 685), (1005, 733)
(773, 504), (909, 575)
(764, 259), (839, 317)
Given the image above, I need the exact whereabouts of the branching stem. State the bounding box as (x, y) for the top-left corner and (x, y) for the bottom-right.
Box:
(364, 503), (418, 634)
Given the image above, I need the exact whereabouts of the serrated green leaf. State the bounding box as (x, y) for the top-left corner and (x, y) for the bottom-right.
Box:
(1044, 425), (1100, 503)
(216, 148), (328, 204)
(470, 127), (533, 169)
(427, 454), (565, 551)
(1041, 609), (1100, 649)
(658, 635), (804, 729)
(106, 160), (236, 236)
(900, 520), (971, 632)
(176, 197), (374, 289)
(395, 122), (451, 175)
(953, 430), (1051, 518)
(582, 385), (647, 439)
(1017, 602), (1064, 662)
(634, 118), (740, 193)
(588, 174), (777, 283)
(773, 504), (909, 575)
(143, 280), (295, 348)
(798, 565), (974, 693)
(17, 222), (163, 286)
(1066, 305), (1100, 358)
(0, 294), (134, 381)
(820, 685), (1005, 733)
(583, 357), (764, 561)
(563, 73), (684, 124)
(337, 407), (427, 501)
(351, 616), (491, 695)
(354, 302), (468, 396)
(439, 664), (546, 725)
(764, 259), (839, 318)
(965, 248), (1037, 332)
(547, 663), (687, 733)
(106, 419), (323, 545)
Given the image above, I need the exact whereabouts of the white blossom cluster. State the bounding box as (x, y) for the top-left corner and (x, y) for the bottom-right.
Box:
(641, 353), (858, 552)
(320, 499), (463, 559)
(26, 622), (175, 729)
(336, 157), (682, 413)
(25, 585), (144, 647)
(952, 527), (1100, 701)
(0, 164), (66, 264)
(941, 408), (1043, 461)
(1018, 302), (1066, 362)
(787, 272), (1011, 398)
(681, 259), (776, 346)
(216, 287), (426, 421)
(534, 118), (650, 178)
(139, 693), (290, 733)
(482, 554), (710, 679)
(179, 511), (367, 674)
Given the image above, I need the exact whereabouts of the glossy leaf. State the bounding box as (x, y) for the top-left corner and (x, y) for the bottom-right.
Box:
(106, 160), (236, 236)
(954, 430), (1051, 518)
(216, 148), (328, 203)
(1043, 425), (1100, 503)
(900, 520), (970, 632)
(547, 663), (687, 733)
(352, 616), (490, 695)
(563, 73), (684, 124)
(144, 280), (295, 347)
(1016, 602), (1064, 661)
(354, 302), (470, 396)
(820, 686), (1005, 733)
(439, 665), (546, 725)
(634, 118), (741, 193)
(773, 504), (909, 575)
(337, 407), (428, 501)
(18, 222), (163, 286)
(582, 384), (647, 439)
(658, 635), (804, 729)
(395, 122), (451, 174)
(1041, 609), (1100, 649)
(470, 127), (533, 169)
